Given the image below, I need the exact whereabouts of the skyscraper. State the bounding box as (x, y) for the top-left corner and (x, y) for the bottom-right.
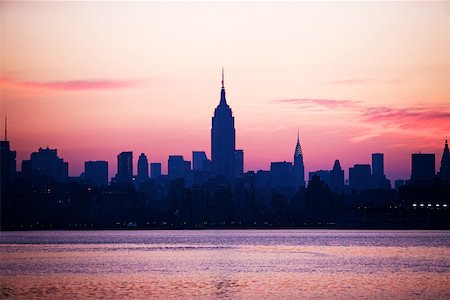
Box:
(329, 160), (344, 193)
(411, 153), (435, 182)
(372, 153), (384, 177)
(438, 138), (450, 181)
(137, 153), (149, 181)
(116, 151), (133, 183)
(0, 116), (16, 189)
(293, 131), (305, 188)
(211, 69), (236, 181)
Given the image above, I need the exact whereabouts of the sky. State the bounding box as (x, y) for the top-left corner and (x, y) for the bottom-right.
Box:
(0, 1), (449, 181)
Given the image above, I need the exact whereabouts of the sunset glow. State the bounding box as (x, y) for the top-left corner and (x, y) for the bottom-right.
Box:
(1, 1), (449, 180)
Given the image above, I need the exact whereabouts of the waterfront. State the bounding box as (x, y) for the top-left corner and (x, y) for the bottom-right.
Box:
(1, 230), (449, 299)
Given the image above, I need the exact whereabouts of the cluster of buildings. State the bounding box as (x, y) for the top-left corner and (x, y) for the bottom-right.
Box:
(1, 71), (450, 194)
(0, 72), (449, 229)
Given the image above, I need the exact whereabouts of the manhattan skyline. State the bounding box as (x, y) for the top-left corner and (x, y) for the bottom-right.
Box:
(1, 1), (449, 181)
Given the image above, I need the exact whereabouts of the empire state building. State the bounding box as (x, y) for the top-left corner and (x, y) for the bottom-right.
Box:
(211, 69), (236, 180)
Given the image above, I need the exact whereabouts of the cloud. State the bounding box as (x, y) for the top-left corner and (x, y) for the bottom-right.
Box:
(320, 78), (403, 85)
(273, 98), (360, 109)
(273, 97), (450, 139)
(0, 77), (139, 91)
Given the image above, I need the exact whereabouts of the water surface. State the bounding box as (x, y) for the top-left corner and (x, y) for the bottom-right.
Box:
(1, 230), (449, 299)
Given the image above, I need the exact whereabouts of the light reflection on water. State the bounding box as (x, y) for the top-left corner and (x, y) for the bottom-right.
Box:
(1, 230), (449, 299)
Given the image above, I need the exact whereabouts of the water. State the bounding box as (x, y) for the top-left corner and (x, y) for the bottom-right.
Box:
(1, 230), (449, 299)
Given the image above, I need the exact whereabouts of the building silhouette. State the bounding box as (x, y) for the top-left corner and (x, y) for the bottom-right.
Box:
(192, 151), (208, 171)
(438, 138), (450, 181)
(349, 164), (371, 191)
(372, 153), (384, 177)
(293, 131), (305, 188)
(0, 116), (16, 190)
(150, 162), (162, 179)
(22, 147), (68, 182)
(211, 69), (236, 181)
(271, 161), (295, 189)
(329, 160), (344, 193)
(411, 153), (435, 182)
(84, 161), (108, 186)
(116, 151), (133, 183)
(235, 149), (244, 177)
(168, 155), (187, 179)
(137, 153), (149, 181)
(371, 153), (390, 189)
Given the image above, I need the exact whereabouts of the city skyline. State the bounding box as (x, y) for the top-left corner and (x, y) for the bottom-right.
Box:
(1, 1), (449, 181)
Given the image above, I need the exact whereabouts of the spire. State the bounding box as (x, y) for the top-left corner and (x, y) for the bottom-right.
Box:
(295, 131), (303, 157)
(219, 68), (227, 105)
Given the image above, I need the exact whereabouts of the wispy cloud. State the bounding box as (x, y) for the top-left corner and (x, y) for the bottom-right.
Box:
(273, 97), (450, 140)
(0, 77), (139, 91)
(273, 98), (360, 109)
(320, 78), (403, 85)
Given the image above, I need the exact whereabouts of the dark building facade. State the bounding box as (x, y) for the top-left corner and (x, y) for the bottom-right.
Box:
(0, 133), (16, 190)
(137, 153), (149, 181)
(150, 163), (162, 179)
(84, 161), (108, 186)
(168, 155), (186, 179)
(235, 149), (244, 177)
(372, 153), (384, 177)
(116, 151), (133, 183)
(329, 160), (344, 193)
(411, 153), (435, 182)
(211, 70), (236, 181)
(349, 164), (371, 191)
(438, 138), (450, 181)
(192, 151), (208, 171)
(22, 147), (68, 182)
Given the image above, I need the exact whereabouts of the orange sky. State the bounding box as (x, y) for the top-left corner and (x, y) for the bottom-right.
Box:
(0, 1), (449, 180)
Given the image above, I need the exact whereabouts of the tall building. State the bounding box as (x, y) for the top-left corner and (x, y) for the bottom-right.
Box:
(116, 151), (133, 183)
(0, 116), (16, 189)
(137, 153), (149, 181)
(192, 151), (208, 171)
(211, 69), (236, 181)
(438, 138), (450, 181)
(372, 153), (384, 177)
(329, 160), (344, 193)
(84, 161), (108, 186)
(349, 164), (371, 191)
(150, 163), (161, 179)
(293, 131), (305, 188)
(371, 153), (390, 189)
(411, 153), (435, 182)
(168, 155), (185, 179)
(235, 149), (244, 177)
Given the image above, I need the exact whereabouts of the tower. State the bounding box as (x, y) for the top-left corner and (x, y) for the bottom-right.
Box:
(137, 153), (149, 181)
(116, 151), (133, 183)
(372, 153), (384, 177)
(438, 138), (450, 181)
(293, 131), (305, 188)
(211, 69), (236, 181)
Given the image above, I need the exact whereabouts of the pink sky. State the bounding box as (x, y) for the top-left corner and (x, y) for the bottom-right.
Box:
(0, 1), (449, 181)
